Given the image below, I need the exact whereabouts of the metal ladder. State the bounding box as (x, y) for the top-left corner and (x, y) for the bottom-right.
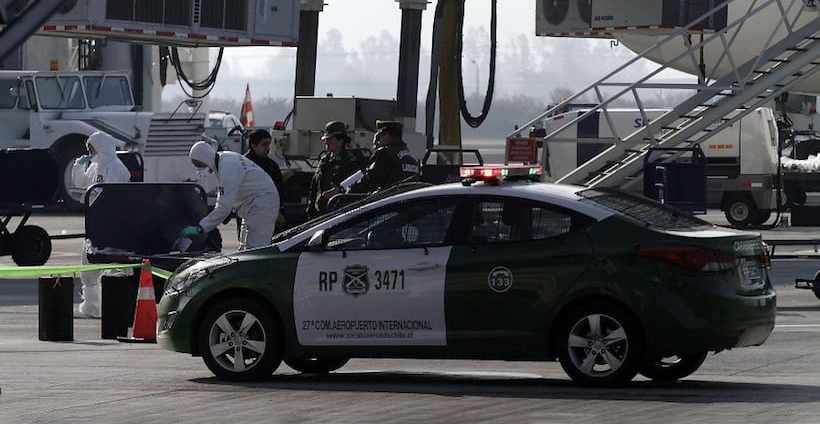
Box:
(510, 0), (819, 188)
(0, 0), (70, 62)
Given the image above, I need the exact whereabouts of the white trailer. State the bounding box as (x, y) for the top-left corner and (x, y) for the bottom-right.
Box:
(0, 70), (208, 210)
(537, 106), (780, 226)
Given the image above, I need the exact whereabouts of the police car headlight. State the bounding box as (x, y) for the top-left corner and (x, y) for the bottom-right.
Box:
(164, 256), (235, 294)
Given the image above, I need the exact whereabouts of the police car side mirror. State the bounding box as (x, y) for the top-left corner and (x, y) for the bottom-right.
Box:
(308, 229), (325, 250)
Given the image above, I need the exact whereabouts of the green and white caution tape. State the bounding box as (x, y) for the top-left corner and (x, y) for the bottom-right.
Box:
(0, 263), (173, 280)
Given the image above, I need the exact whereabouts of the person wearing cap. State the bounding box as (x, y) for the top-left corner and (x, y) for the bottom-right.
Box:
(349, 120), (420, 193)
(307, 121), (363, 218)
(243, 129), (285, 227)
(72, 131), (132, 318)
(182, 141), (278, 251)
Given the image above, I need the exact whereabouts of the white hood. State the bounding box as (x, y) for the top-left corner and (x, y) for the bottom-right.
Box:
(190, 141), (216, 171)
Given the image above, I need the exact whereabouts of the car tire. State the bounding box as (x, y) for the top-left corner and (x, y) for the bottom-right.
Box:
(754, 209), (772, 226)
(638, 352), (708, 381)
(55, 140), (88, 212)
(784, 183), (807, 207)
(11, 225), (52, 266)
(557, 302), (642, 387)
(811, 271), (820, 301)
(284, 357), (350, 374)
(198, 298), (283, 381)
(725, 196), (759, 227)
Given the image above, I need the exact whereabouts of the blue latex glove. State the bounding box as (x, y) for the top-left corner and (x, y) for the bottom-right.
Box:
(180, 225), (202, 237)
(76, 155), (92, 166)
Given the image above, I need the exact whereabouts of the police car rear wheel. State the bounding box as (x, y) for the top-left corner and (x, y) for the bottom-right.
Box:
(198, 298), (283, 381)
(284, 357), (350, 374)
(638, 352), (708, 381)
(557, 302), (641, 387)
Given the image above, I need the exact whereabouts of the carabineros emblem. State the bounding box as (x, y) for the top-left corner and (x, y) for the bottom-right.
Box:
(343, 264), (370, 297)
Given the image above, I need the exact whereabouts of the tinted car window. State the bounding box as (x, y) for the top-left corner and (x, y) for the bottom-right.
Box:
(577, 187), (711, 230)
(470, 199), (577, 243)
(273, 183), (433, 245)
(326, 198), (458, 250)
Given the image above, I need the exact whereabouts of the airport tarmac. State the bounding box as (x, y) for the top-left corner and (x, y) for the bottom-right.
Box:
(1, 212), (820, 423)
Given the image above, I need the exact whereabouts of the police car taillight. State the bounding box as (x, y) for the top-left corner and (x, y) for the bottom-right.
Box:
(459, 165), (542, 184)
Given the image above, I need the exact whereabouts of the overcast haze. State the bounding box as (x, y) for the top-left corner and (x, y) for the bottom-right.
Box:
(163, 0), (692, 102)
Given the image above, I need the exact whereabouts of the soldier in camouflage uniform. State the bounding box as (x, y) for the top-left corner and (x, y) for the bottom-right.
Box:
(306, 121), (363, 219)
(350, 120), (420, 194)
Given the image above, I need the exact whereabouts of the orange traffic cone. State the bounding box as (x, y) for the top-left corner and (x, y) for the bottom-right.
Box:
(117, 259), (157, 343)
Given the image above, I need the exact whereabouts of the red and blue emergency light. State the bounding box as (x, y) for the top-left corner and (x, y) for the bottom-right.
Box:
(459, 164), (542, 185)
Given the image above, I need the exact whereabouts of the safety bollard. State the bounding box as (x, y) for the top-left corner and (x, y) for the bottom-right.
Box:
(101, 274), (138, 340)
(38, 276), (74, 341)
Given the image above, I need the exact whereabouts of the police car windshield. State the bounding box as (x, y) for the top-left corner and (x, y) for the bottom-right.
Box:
(576, 187), (712, 230)
(271, 182), (434, 243)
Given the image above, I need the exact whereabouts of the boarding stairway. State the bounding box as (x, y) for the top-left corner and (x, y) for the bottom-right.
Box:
(511, 0), (819, 189)
(0, 0), (69, 62)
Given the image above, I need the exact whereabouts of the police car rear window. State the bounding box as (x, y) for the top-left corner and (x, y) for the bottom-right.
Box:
(576, 188), (711, 230)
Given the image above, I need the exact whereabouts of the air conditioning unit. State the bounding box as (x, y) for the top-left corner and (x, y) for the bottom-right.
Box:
(40, 0), (299, 47)
(536, 0), (597, 37)
(537, 0), (727, 37)
(592, 0), (727, 31)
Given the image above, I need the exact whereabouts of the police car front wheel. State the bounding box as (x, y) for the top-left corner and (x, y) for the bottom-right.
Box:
(198, 298), (284, 381)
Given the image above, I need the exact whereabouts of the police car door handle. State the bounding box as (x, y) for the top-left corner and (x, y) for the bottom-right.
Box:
(408, 262), (439, 271)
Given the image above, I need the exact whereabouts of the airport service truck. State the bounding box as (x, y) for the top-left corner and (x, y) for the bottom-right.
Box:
(0, 70), (210, 211)
(534, 106), (819, 226)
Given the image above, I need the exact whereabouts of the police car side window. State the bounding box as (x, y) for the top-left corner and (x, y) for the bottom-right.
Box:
(325, 199), (458, 250)
(469, 199), (577, 243)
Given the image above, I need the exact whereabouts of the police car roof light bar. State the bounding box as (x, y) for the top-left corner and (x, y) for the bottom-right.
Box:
(459, 164), (542, 185)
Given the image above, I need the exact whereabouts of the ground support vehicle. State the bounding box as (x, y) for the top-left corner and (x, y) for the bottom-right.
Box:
(0, 201), (58, 267)
(765, 240), (820, 300)
(420, 147), (484, 184)
(0, 149), (62, 265)
(0, 70), (207, 211)
(533, 106), (789, 227)
(157, 165), (775, 387)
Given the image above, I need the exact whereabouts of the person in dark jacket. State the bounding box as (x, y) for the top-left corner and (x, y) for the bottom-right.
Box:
(307, 121), (363, 218)
(243, 128), (285, 226)
(349, 120), (419, 193)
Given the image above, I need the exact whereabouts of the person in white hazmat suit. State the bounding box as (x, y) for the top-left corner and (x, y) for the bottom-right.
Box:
(72, 131), (132, 318)
(181, 141), (279, 250)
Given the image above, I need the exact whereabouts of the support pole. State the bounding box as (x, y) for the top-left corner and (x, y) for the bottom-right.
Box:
(437, 0), (462, 148)
(396, 0), (427, 132)
(294, 0), (323, 97)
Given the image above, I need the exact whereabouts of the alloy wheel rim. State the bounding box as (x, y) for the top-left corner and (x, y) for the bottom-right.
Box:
(208, 310), (267, 372)
(567, 313), (628, 377)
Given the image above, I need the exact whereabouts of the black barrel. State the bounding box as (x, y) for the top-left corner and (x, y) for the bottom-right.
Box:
(38, 276), (74, 341)
(101, 274), (138, 340)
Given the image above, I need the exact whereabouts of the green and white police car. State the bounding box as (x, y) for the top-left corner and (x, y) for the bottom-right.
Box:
(157, 165), (776, 387)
